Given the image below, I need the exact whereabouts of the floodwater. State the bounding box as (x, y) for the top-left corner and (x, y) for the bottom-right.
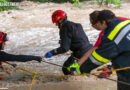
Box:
(9, 80), (117, 90)
(0, 1), (130, 90)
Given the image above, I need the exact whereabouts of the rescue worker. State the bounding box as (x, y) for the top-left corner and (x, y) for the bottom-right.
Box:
(0, 31), (42, 64)
(0, 31), (42, 80)
(78, 10), (130, 78)
(78, 10), (130, 68)
(44, 10), (92, 75)
(67, 10), (130, 90)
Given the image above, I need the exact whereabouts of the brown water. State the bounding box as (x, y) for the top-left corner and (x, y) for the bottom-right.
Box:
(0, 1), (130, 90)
(9, 80), (117, 90)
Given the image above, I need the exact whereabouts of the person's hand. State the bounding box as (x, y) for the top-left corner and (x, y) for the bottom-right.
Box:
(45, 52), (52, 58)
(98, 72), (110, 78)
(35, 56), (42, 63)
(67, 61), (81, 74)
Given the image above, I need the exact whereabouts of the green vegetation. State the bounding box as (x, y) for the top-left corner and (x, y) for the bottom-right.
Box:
(29, 0), (122, 8)
(0, 0), (20, 11)
(30, 0), (87, 8)
(0, 6), (20, 11)
(72, 0), (82, 8)
(97, 0), (122, 8)
(0, 0), (10, 2)
(0, 0), (123, 11)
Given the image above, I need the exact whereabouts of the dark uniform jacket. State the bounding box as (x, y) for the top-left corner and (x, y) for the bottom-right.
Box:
(89, 18), (130, 65)
(89, 18), (130, 90)
(0, 51), (41, 62)
(50, 20), (92, 58)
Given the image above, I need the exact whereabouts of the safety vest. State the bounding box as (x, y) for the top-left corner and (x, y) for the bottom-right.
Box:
(89, 20), (130, 65)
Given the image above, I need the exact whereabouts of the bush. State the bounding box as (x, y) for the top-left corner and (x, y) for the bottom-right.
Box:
(0, 0), (20, 11)
(0, 0), (10, 2)
(30, 0), (85, 8)
(0, 6), (19, 11)
(97, 0), (122, 8)
(72, 0), (82, 8)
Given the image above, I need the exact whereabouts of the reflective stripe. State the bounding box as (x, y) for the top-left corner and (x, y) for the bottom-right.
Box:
(114, 24), (130, 44)
(89, 55), (103, 65)
(92, 51), (111, 63)
(108, 20), (130, 40)
(91, 20), (130, 65)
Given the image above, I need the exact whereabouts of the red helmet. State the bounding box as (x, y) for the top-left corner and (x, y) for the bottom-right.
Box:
(52, 10), (67, 23)
(0, 32), (7, 44)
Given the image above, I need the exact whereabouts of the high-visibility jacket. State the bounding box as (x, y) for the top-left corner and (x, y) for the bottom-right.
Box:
(89, 18), (130, 65)
(93, 17), (130, 48)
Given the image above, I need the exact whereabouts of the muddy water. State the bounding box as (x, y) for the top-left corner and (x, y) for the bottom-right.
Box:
(9, 80), (117, 90)
(0, 1), (130, 90)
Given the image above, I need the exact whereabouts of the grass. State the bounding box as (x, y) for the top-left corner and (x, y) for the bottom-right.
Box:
(0, 6), (20, 11)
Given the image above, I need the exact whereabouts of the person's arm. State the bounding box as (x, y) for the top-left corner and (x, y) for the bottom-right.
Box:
(50, 27), (71, 56)
(78, 46), (97, 65)
(0, 51), (42, 62)
(78, 31), (104, 65)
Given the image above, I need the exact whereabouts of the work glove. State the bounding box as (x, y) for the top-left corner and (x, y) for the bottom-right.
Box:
(35, 56), (42, 63)
(67, 61), (81, 74)
(45, 52), (52, 58)
(97, 65), (112, 78)
(98, 72), (110, 78)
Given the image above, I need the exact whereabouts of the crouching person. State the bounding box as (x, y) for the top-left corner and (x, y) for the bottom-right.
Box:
(67, 10), (130, 90)
(44, 10), (92, 75)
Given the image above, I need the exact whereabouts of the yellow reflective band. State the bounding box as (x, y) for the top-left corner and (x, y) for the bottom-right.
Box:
(67, 63), (81, 74)
(108, 20), (130, 40)
(92, 51), (111, 63)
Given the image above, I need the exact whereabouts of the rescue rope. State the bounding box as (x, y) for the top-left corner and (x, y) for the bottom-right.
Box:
(17, 66), (130, 77)
(41, 60), (65, 68)
(29, 72), (37, 90)
(16, 66), (130, 90)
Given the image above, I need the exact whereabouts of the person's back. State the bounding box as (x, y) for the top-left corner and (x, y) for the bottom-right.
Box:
(102, 18), (130, 53)
(60, 20), (92, 58)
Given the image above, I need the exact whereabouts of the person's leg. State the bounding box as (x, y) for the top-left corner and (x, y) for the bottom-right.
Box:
(116, 69), (130, 90)
(112, 56), (130, 90)
(62, 55), (75, 75)
(117, 77), (130, 90)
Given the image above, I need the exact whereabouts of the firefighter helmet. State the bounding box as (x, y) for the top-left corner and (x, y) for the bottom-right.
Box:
(52, 10), (67, 23)
(0, 32), (7, 44)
